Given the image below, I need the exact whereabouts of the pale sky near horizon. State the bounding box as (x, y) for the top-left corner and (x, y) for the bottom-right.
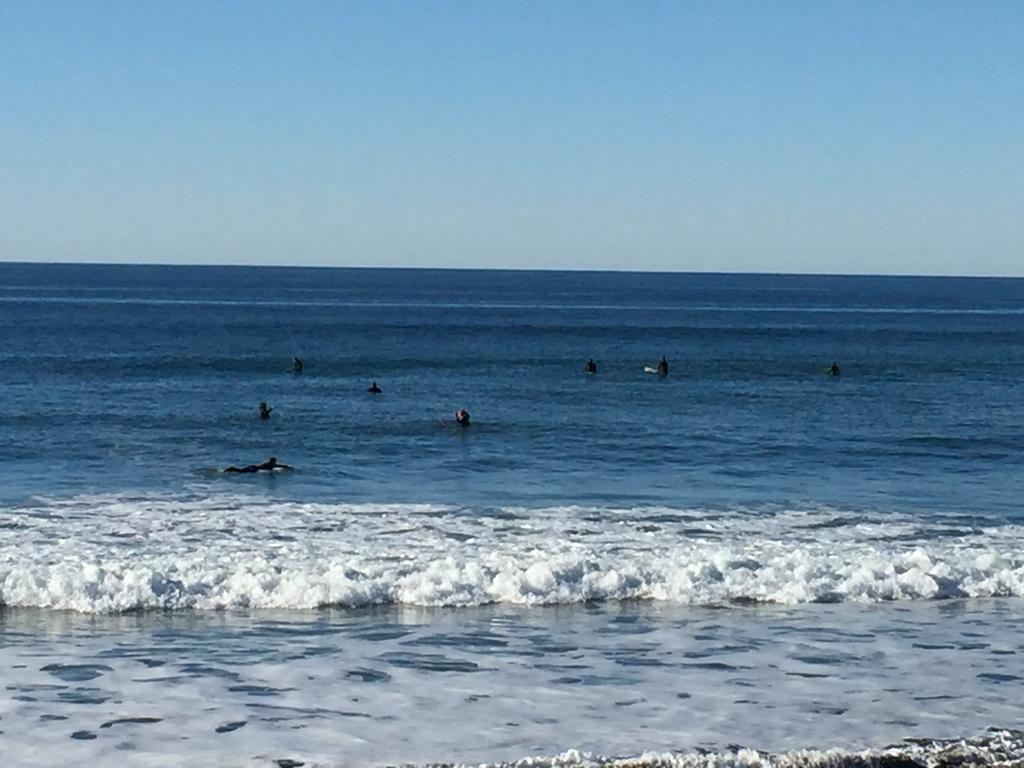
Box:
(1, 1), (1022, 275)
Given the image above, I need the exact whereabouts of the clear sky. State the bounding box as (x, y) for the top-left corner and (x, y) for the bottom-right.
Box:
(1, 1), (1021, 274)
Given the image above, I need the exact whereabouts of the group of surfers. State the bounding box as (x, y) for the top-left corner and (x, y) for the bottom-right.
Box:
(230, 355), (841, 473)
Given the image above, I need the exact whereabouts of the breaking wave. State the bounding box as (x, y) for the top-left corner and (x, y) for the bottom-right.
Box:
(446, 730), (1024, 768)
(2, 494), (1023, 612)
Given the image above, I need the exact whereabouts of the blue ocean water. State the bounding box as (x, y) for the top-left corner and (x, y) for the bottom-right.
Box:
(2, 263), (1023, 514)
(2, 263), (1024, 765)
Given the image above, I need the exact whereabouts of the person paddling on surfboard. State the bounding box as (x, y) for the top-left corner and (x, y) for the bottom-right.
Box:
(584, 358), (597, 374)
(224, 456), (293, 474)
(657, 356), (669, 376)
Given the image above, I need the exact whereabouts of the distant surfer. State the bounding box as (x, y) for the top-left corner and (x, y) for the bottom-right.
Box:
(657, 356), (669, 376)
(584, 358), (597, 374)
(828, 362), (841, 376)
(259, 401), (273, 420)
(368, 381), (382, 394)
(224, 456), (292, 474)
(438, 409), (471, 427)
(292, 357), (304, 374)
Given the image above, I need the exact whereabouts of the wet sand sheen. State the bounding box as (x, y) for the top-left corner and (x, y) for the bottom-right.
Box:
(1, 600), (1022, 765)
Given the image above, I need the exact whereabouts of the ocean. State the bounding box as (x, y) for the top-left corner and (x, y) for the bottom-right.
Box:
(1, 263), (1023, 766)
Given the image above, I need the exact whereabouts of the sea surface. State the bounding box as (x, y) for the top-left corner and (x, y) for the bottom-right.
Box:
(1, 263), (1023, 766)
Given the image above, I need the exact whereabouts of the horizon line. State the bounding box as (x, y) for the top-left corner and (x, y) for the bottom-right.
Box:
(0, 259), (1022, 281)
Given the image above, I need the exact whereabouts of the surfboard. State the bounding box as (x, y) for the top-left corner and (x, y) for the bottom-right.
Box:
(643, 366), (659, 374)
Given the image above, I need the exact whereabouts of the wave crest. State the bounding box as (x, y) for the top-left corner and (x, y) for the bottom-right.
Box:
(2, 495), (1023, 612)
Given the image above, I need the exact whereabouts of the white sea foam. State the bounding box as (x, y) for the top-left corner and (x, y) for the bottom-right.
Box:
(462, 731), (1024, 768)
(1, 494), (1023, 612)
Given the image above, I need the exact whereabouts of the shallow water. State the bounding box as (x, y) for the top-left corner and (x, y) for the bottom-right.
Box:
(3, 600), (1023, 766)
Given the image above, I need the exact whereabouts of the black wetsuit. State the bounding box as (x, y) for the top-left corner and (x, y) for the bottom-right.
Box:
(225, 464), (263, 474)
(225, 460), (291, 474)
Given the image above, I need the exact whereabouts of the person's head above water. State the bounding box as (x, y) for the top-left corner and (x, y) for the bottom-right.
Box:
(455, 409), (470, 425)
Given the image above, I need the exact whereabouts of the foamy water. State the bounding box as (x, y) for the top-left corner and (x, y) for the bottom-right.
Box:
(1, 494), (1022, 613)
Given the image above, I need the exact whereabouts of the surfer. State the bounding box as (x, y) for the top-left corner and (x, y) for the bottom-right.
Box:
(224, 456), (292, 474)
(828, 362), (841, 376)
(292, 357), (303, 374)
(259, 402), (273, 420)
(368, 381), (382, 394)
(584, 358), (597, 374)
(657, 356), (669, 376)
(438, 409), (471, 427)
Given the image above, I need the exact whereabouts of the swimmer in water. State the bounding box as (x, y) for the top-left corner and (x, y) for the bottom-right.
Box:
(584, 358), (597, 374)
(829, 362), (841, 376)
(224, 456), (293, 474)
(259, 402), (273, 420)
(292, 357), (303, 374)
(657, 356), (669, 376)
(368, 382), (382, 394)
(438, 409), (471, 427)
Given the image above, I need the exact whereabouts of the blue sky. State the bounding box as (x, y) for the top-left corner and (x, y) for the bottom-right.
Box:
(1, 1), (1021, 274)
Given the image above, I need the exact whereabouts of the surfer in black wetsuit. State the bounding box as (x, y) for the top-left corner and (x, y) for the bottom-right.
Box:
(829, 362), (841, 376)
(259, 402), (273, 420)
(368, 382), (382, 394)
(585, 358), (597, 374)
(657, 356), (669, 376)
(438, 409), (471, 427)
(224, 456), (292, 474)
(292, 357), (303, 374)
